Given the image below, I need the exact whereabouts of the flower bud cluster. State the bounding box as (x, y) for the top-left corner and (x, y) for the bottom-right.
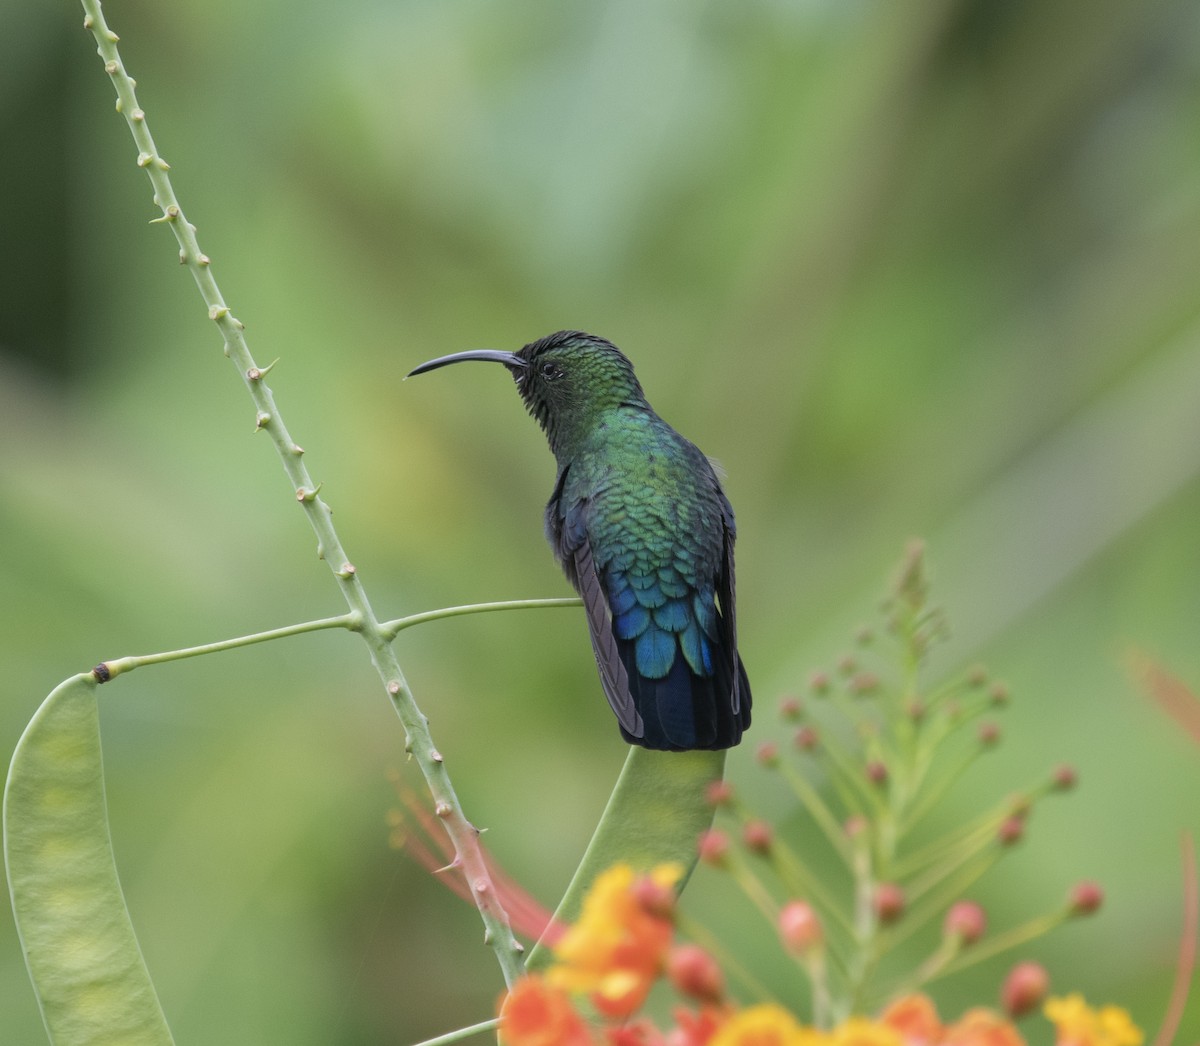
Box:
(687, 544), (1102, 1024)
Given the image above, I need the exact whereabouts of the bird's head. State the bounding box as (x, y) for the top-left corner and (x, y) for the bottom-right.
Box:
(408, 330), (647, 457)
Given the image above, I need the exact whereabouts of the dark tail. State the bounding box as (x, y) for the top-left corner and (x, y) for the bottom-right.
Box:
(619, 648), (751, 751)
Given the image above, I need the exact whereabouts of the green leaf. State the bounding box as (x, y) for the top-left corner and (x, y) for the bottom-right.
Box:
(525, 746), (725, 969)
(4, 675), (175, 1046)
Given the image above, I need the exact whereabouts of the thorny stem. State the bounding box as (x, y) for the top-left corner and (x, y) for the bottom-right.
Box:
(79, 0), (526, 985)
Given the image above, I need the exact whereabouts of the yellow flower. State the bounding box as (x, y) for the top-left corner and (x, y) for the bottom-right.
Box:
(709, 1003), (826, 1046)
(549, 863), (682, 1019)
(1044, 994), (1144, 1046)
(831, 1017), (905, 1046)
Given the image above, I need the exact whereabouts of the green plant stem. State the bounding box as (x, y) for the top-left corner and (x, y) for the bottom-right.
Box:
(723, 848), (781, 929)
(382, 597), (580, 638)
(909, 934), (959, 992)
(879, 909), (1071, 1006)
(819, 728), (888, 823)
(97, 614), (359, 679)
(897, 742), (983, 837)
(752, 825), (854, 941)
(79, 0), (524, 986)
(891, 797), (1014, 881)
(845, 836), (878, 1019)
(410, 1017), (499, 1046)
(884, 849), (995, 953)
(92, 598), (582, 678)
(800, 949), (833, 1032)
(777, 759), (854, 868)
(935, 908), (1069, 977)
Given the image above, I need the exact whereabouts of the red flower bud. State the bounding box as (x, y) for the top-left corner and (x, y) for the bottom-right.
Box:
(844, 815), (868, 839)
(666, 944), (724, 1003)
(850, 671), (880, 696)
(742, 820), (773, 855)
(1068, 880), (1104, 916)
(697, 829), (730, 867)
(1002, 960), (1049, 1018)
(1051, 764), (1077, 791)
(632, 876), (677, 920)
(779, 900), (823, 954)
(756, 741), (779, 767)
(809, 671), (831, 695)
(866, 760), (889, 785)
(943, 900), (987, 945)
(997, 817), (1024, 846)
(978, 722), (1001, 747)
(704, 780), (734, 807)
(793, 725), (820, 752)
(874, 882), (906, 924)
(779, 696), (804, 721)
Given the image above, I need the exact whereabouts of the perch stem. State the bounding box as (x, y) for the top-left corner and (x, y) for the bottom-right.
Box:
(80, 0), (524, 985)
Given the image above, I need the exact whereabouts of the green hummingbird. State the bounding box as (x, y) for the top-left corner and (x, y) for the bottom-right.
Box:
(409, 330), (751, 751)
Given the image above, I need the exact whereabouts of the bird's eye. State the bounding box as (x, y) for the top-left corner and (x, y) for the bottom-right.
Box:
(539, 360), (563, 380)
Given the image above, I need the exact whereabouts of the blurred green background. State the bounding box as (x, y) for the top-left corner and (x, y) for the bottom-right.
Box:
(3, 0), (1199, 1042)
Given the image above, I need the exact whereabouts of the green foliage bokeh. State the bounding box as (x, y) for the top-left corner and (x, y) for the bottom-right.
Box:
(3, 1), (1199, 1042)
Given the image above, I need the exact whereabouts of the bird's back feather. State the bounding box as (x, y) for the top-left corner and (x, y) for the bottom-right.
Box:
(547, 418), (751, 751)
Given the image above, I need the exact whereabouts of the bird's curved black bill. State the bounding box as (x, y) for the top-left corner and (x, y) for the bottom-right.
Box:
(406, 349), (526, 378)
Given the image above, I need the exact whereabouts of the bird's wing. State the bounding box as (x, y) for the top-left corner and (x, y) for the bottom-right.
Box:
(574, 539), (643, 738)
(546, 467), (644, 739)
(716, 487), (745, 716)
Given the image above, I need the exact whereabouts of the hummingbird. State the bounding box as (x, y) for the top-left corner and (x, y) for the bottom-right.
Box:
(408, 331), (751, 751)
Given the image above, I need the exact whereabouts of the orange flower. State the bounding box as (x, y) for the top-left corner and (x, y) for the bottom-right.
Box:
(709, 1004), (826, 1046)
(1043, 995), (1143, 1046)
(549, 863), (682, 1019)
(498, 973), (595, 1046)
(876, 995), (1027, 1046)
(879, 994), (943, 1046)
(943, 1009), (1027, 1046)
(831, 1017), (904, 1046)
